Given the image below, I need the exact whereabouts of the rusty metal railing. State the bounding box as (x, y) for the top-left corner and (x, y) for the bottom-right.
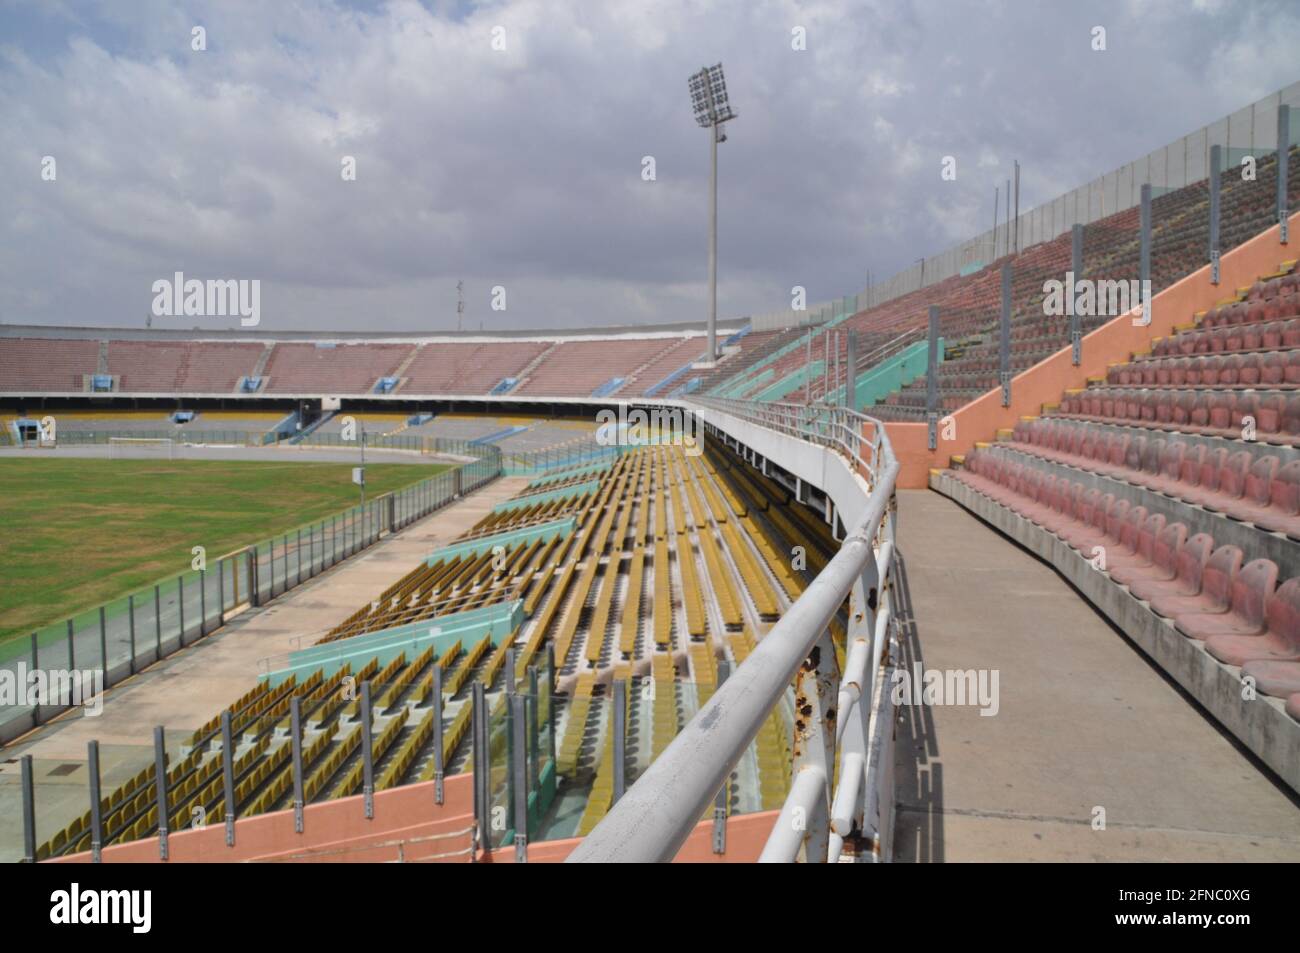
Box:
(569, 397), (899, 863)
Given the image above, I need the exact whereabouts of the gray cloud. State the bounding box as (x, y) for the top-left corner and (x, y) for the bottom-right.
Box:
(0, 0), (1297, 333)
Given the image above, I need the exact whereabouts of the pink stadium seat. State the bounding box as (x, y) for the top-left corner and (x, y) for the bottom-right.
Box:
(1148, 544), (1243, 619)
(1205, 577), (1300, 666)
(1175, 558), (1278, 641)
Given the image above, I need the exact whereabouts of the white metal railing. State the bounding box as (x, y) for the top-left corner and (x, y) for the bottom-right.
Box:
(569, 397), (900, 863)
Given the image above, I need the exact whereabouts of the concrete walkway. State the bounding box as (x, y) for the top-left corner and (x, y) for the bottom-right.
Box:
(0, 476), (530, 862)
(892, 489), (1300, 862)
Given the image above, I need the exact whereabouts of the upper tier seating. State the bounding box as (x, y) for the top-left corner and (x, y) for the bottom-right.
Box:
(0, 338), (101, 391)
(513, 338), (685, 396)
(262, 343), (410, 393)
(108, 341), (265, 392)
(401, 341), (550, 394)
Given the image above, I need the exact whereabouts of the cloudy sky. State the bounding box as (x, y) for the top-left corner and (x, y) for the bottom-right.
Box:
(0, 0), (1297, 334)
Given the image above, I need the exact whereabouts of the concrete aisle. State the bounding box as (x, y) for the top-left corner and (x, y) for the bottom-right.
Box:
(0, 476), (530, 861)
(892, 489), (1300, 862)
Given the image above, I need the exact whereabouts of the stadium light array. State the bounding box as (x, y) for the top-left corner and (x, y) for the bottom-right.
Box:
(687, 63), (736, 364)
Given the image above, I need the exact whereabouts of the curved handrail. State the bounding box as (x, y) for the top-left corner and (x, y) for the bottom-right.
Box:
(568, 399), (898, 863)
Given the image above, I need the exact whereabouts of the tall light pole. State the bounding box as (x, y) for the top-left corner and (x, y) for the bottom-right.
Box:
(688, 64), (737, 364)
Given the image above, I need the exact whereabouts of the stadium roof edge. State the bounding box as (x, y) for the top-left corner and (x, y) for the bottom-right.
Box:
(0, 318), (749, 344)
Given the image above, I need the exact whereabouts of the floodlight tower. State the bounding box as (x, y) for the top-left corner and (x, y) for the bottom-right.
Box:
(688, 64), (737, 364)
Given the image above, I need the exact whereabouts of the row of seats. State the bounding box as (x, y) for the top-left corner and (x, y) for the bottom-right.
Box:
(1057, 387), (1300, 442)
(1107, 350), (1300, 388)
(956, 450), (1300, 703)
(1006, 419), (1300, 538)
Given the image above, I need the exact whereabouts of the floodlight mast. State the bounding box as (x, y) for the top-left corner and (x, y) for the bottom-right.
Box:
(689, 64), (736, 364)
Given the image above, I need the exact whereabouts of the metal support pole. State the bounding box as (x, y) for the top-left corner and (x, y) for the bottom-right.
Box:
(1139, 183), (1152, 326)
(221, 710), (236, 846)
(791, 631), (837, 862)
(432, 663), (445, 805)
(712, 659), (731, 855)
(154, 585), (162, 657)
(153, 725), (169, 861)
(511, 693), (529, 862)
(177, 575), (185, 646)
(21, 755), (36, 863)
(88, 740), (103, 863)
(291, 696), (304, 834)
(1279, 104), (1291, 245)
(361, 680), (374, 820)
(925, 306), (940, 450)
(1070, 223), (1083, 365)
(98, 606), (108, 686)
(1000, 263), (1013, 403)
(199, 568), (207, 636)
(612, 679), (627, 805)
(1209, 144), (1222, 284)
(296, 529), (302, 586)
(128, 594), (136, 675)
(472, 682), (490, 854)
(505, 647), (517, 695)
(844, 331), (858, 412)
(268, 537), (276, 596)
(217, 557), (225, 626)
(707, 121), (719, 362)
(1013, 160), (1020, 254)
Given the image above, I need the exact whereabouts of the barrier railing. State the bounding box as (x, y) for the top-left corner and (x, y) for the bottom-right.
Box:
(569, 397), (900, 862)
(0, 446), (501, 746)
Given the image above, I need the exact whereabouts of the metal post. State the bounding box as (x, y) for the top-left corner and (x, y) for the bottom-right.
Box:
(1013, 159), (1020, 254)
(1004, 177), (1010, 256)
(612, 679), (627, 805)
(153, 725), (169, 861)
(791, 630), (837, 862)
(65, 618), (75, 677)
(528, 664), (540, 795)
(177, 575), (186, 646)
(432, 662), (445, 805)
(221, 710), (236, 846)
(1209, 144), (1222, 284)
(472, 682), (490, 855)
(268, 537), (276, 596)
(1000, 262), (1013, 404)
(361, 680), (374, 820)
(128, 594), (136, 675)
(88, 740), (103, 863)
(217, 558), (225, 626)
(925, 306), (940, 450)
(98, 606), (108, 686)
(844, 331), (858, 412)
(1070, 223), (1083, 364)
(511, 693), (529, 862)
(296, 529), (302, 586)
(20, 755), (36, 863)
(1139, 183), (1152, 326)
(712, 659), (731, 855)
(1279, 104), (1291, 244)
(199, 569), (207, 636)
(291, 696), (304, 833)
(707, 121), (718, 362)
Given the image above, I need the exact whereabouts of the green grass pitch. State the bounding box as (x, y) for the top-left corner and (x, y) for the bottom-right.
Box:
(0, 457), (450, 646)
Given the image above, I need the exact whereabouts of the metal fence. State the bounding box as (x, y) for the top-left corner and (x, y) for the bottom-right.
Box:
(750, 80), (1300, 331)
(569, 398), (901, 862)
(16, 640), (553, 864)
(0, 447), (501, 746)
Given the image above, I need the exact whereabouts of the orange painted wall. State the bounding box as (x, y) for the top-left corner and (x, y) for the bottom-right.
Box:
(882, 212), (1300, 488)
(489, 809), (780, 863)
(51, 775), (476, 864)
(49, 770), (780, 863)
